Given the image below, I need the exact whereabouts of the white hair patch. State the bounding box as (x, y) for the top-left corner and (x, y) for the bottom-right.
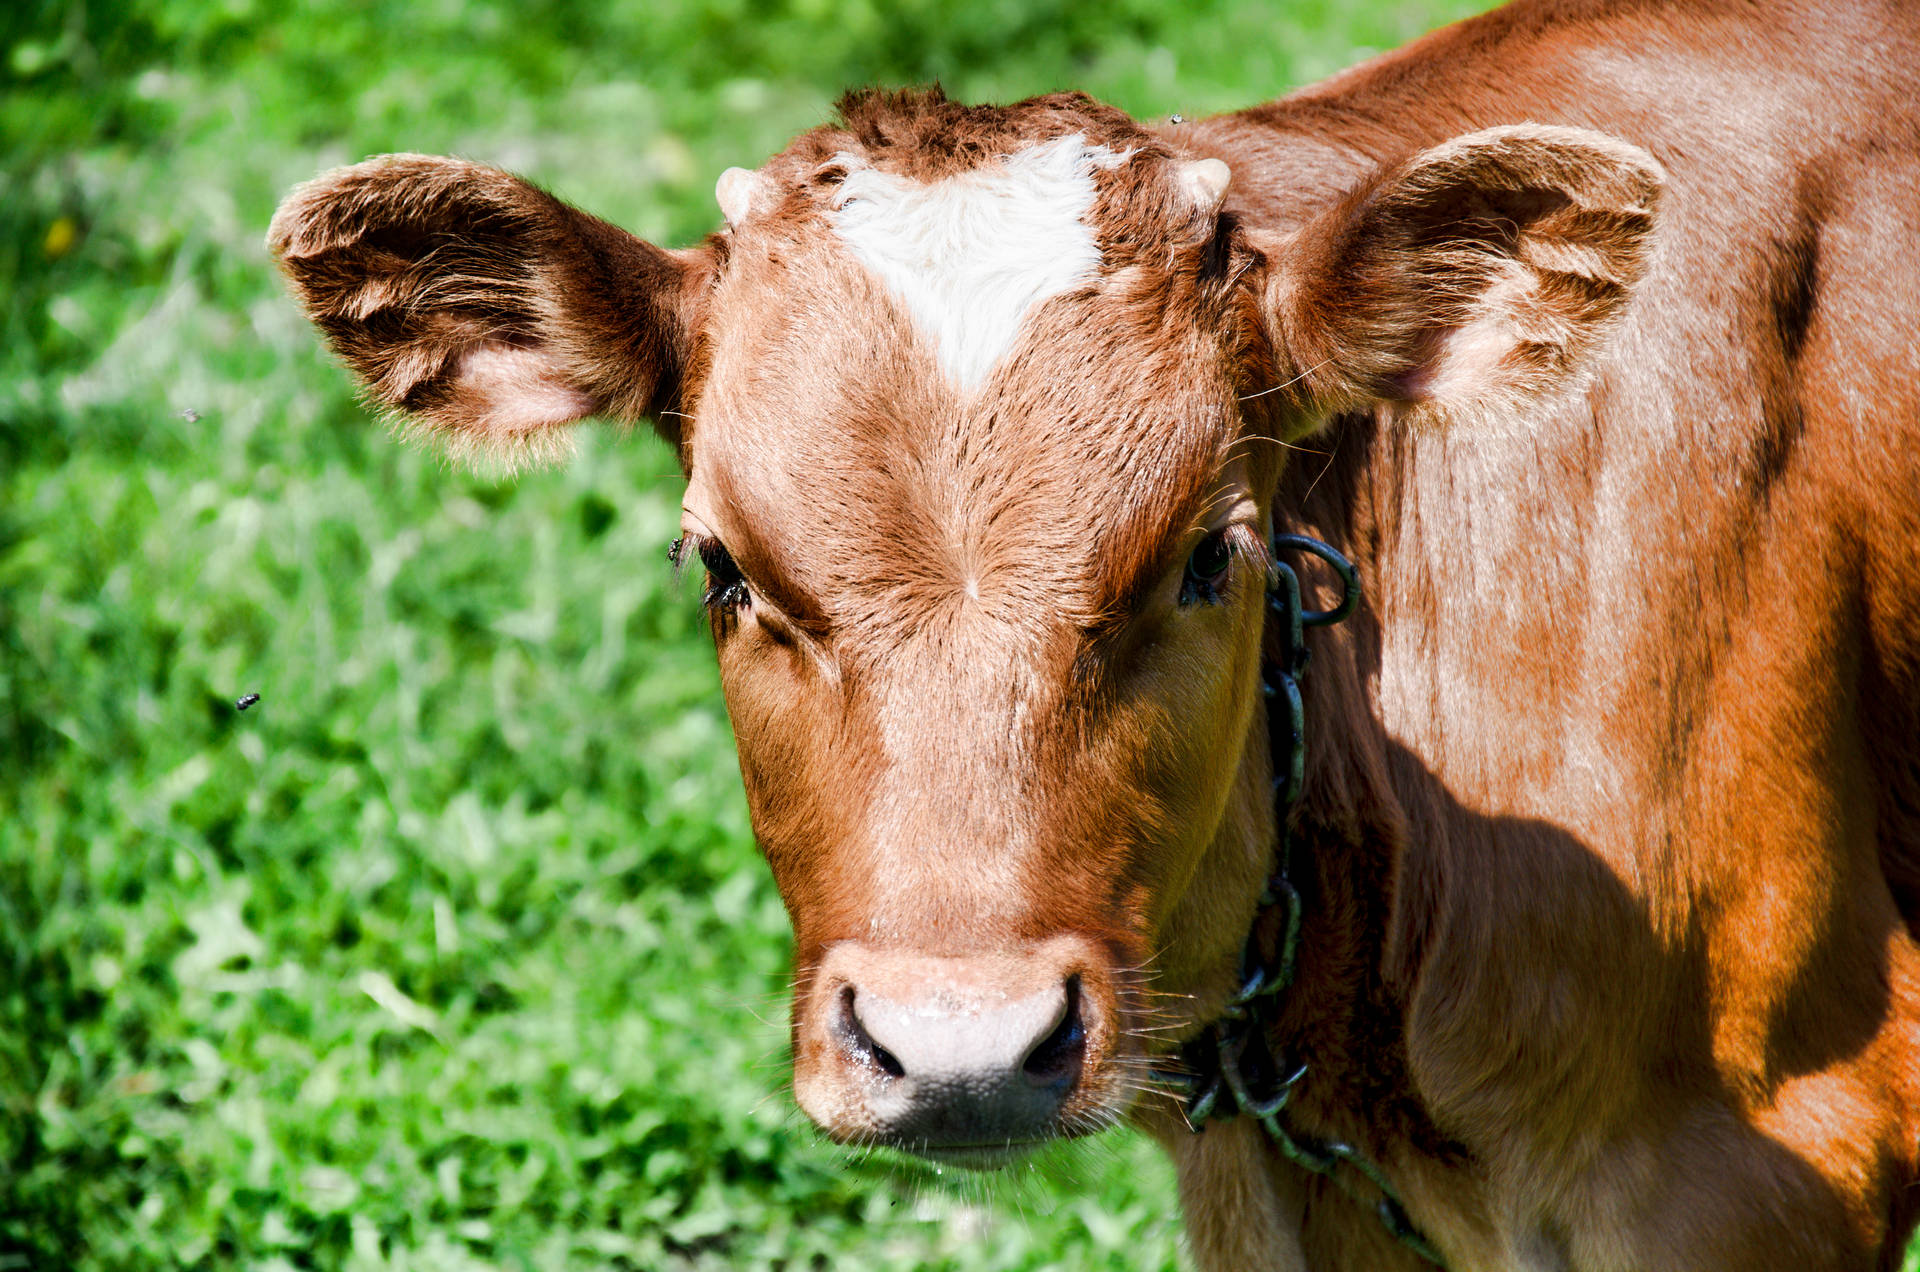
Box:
(829, 134), (1123, 391)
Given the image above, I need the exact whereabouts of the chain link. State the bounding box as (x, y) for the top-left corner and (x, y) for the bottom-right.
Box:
(1154, 531), (1445, 1268)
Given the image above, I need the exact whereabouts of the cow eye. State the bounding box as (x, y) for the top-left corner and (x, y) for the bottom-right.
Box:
(670, 535), (751, 611)
(1179, 531), (1233, 606)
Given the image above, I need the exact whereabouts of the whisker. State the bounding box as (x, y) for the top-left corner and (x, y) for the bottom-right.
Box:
(1226, 430), (1333, 459)
(1302, 430), (1344, 502)
(1239, 356), (1333, 402)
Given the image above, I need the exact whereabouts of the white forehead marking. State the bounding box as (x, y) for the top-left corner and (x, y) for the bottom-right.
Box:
(828, 133), (1125, 391)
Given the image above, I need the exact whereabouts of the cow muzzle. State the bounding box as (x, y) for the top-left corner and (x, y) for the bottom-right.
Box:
(792, 937), (1124, 1165)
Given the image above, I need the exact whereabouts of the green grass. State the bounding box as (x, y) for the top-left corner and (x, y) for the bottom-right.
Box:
(8, 1), (1914, 1269)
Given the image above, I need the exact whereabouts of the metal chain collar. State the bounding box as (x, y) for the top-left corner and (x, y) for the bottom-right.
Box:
(1154, 532), (1446, 1268)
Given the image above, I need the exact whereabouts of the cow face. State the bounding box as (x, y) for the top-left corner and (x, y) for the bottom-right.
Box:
(686, 120), (1279, 1159)
(270, 90), (1658, 1165)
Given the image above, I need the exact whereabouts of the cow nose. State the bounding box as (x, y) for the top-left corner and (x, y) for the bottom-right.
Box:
(821, 958), (1093, 1149)
(839, 975), (1086, 1089)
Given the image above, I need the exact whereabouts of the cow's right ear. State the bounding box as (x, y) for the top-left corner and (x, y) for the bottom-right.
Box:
(269, 154), (713, 465)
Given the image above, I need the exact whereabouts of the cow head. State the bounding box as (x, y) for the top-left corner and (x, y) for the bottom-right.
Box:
(271, 90), (1659, 1165)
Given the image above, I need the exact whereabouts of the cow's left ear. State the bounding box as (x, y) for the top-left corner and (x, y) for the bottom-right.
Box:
(1266, 124), (1663, 425)
(270, 154), (714, 467)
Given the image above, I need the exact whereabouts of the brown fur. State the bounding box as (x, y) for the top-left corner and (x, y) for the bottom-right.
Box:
(271, 1), (1920, 1266)
(268, 153), (713, 465)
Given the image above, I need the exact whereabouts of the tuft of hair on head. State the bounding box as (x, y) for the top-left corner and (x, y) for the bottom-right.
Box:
(826, 86), (1162, 183)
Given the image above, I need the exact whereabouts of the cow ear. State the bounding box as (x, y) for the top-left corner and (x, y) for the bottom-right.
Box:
(269, 154), (712, 466)
(1267, 125), (1662, 426)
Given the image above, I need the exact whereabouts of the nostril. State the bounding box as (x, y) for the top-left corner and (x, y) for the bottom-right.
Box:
(1021, 975), (1086, 1087)
(836, 985), (905, 1078)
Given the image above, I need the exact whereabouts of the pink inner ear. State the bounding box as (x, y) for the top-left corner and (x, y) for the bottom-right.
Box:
(1389, 263), (1555, 408)
(452, 342), (596, 437)
(1399, 311), (1523, 404)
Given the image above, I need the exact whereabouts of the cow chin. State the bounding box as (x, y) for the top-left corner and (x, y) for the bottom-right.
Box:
(788, 935), (1142, 1165)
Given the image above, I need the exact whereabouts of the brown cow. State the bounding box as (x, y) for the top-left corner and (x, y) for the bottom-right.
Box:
(269, 0), (1920, 1266)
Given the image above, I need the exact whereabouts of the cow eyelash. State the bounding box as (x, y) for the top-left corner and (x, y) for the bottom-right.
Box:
(1178, 529), (1239, 606)
(669, 534), (751, 612)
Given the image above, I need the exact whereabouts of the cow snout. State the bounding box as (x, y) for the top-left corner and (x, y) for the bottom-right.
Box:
(839, 971), (1084, 1099)
(795, 940), (1118, 1163)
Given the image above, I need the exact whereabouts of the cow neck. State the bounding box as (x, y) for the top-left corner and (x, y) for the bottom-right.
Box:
(1156, 531), (1446, 1269)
